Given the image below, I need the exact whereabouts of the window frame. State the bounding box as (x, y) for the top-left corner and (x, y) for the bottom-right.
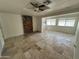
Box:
(57, 18), (75, 27)
(46, 18), (56, 26)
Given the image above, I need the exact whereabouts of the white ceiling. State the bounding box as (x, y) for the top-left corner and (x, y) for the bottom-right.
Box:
(0, 0), (79, 16)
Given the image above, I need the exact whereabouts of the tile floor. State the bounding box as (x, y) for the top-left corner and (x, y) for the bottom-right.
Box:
(1, 32), (75, 59)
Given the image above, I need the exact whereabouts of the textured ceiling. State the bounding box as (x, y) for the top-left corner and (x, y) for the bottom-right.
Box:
(0, 0), (79, 16)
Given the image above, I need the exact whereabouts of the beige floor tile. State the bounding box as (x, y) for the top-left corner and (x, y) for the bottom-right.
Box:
(2, 32), (75, 59)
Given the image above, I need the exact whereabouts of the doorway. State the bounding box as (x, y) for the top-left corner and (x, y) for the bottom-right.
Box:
(22, 15), (33, 34)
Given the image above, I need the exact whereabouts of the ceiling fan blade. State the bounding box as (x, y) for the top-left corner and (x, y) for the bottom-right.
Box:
(30, 2), (39, 8)
(39, 5), (49, 11)
(43, 0), (51, 5)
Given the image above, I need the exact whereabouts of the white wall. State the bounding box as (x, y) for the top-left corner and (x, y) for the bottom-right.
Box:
(0, 17), (4, 56)
(33, 16), (38, 32)
(75, 21), (79, 59)
(37, 17), (42, 32)
(46, 26), (76, 34)
(0, 14), (41, 39)
(0, 29), (4, 56)
(33, 16), (42, 32)
(0, 13), (24, 39)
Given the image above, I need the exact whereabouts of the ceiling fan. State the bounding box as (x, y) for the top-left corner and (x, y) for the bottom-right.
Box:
(30, 0), (52, 12)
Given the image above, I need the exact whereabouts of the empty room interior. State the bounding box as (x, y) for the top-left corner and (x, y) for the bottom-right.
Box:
(0, 0), (79, 59)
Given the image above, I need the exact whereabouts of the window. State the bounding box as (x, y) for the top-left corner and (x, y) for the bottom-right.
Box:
(46, 19), (56, 25)
(58, 18), (75, 27)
